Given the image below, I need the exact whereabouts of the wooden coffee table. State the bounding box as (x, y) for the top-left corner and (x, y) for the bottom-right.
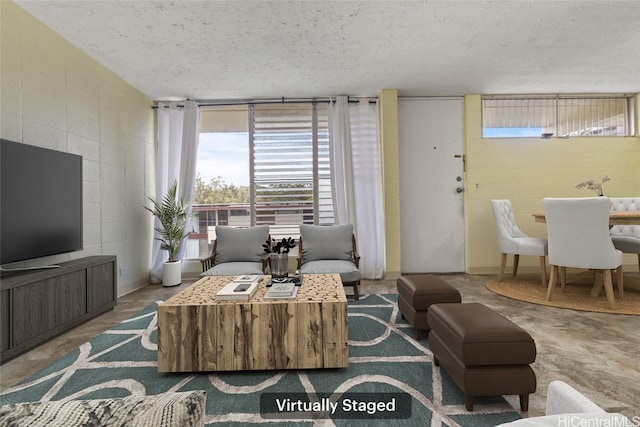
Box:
(157, 274), (348, 372)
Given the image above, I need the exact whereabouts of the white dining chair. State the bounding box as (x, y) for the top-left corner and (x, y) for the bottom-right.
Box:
(609, 197), (640, 273)
(543, 197), (623, 309)
(490, 199), (548, 286)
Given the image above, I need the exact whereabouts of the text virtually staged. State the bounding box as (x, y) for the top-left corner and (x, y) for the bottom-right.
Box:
(259, 392), (411, 419)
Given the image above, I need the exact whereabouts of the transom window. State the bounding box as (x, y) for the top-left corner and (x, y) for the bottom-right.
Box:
(482, 95), (634, 138)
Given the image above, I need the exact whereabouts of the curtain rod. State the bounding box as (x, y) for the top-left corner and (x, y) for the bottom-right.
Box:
(151, 96), (377, 109)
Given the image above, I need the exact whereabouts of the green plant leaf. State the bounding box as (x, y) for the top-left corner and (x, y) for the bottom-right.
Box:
(145, 180), (192, 262)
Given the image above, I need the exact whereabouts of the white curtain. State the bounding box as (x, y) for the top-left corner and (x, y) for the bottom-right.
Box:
(329, 96), (385, 279)
(150, 100), (200, 283)
(177, 100), (200, 257)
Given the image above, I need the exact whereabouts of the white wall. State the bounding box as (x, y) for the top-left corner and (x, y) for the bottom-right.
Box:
(1, 2), (155, 295)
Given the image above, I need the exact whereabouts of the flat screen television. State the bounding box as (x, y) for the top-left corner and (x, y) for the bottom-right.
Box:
(1, 139), (83, 267)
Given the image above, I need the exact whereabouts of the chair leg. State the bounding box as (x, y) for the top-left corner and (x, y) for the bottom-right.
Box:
(617, 266), (624, 299)
(512, 254), (520, 277)
(591, 271), (604, 297)
(637, 254), (640, 274)
(353, 281), (360, 301)
(559, 266), (567, 292)
(603, 269), (616, 309)
(547, 265), (557, 301)
(539, 256), (547, 287)
(498, 253), (507, 281)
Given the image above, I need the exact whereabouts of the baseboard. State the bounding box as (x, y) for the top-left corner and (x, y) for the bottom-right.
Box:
(117, 277), (151, 298)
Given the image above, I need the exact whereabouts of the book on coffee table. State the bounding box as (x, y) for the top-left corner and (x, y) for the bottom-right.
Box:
(266, 275), (302, 287)
(215, 279), (261, 301)
(264, 282), (297, 299)
(233, 274), (263, 283)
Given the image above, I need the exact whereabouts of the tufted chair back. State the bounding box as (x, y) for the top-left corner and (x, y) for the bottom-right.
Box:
(609, 197), (640, 238)
(609, 196), (640, 273)
(490, 199), (526, 253)
(490, 199), (548, 286)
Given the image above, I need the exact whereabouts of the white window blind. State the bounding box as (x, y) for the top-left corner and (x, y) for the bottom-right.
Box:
(482, 95), (633, 138)
(250, 103), (333, 239)
(557, 97), (630, 136)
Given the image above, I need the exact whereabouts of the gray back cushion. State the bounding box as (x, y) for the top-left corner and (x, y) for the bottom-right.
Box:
(215, 225), (269, 264)
(300, 224), (353, 262)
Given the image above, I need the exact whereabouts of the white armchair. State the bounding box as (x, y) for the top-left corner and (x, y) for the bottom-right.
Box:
(543, 197), (623, 309)
(609, 197), (640, 273)
(496, 381), (633, 426)
(490, 199), (548, 286)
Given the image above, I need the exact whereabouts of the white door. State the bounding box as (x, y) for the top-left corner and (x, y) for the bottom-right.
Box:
(398, 98), (465, 273)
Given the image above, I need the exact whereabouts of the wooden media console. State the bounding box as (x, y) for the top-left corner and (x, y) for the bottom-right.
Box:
(1, 256), (117, 362)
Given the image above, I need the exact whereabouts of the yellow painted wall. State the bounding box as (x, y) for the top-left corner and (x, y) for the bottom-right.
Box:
(1, 2), (155, 294)
(379, 89), (401, 278)
(464, 94), (640, 274)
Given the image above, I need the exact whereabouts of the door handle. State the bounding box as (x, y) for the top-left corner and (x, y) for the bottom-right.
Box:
(456, 187), (464, 193)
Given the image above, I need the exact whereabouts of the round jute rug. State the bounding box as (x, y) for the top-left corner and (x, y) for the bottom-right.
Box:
(486, 271), (640, 316)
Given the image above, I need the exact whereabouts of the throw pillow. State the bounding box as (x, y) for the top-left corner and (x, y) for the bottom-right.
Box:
(0, 391), (206, 427)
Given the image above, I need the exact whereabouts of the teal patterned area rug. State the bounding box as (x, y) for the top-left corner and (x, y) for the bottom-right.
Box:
(1, 294), (521, 426)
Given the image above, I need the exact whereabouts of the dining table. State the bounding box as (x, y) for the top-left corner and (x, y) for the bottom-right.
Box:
(533, 211), (640, 226)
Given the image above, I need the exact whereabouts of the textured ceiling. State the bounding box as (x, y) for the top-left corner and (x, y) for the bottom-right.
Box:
(14, 0), (640, 101)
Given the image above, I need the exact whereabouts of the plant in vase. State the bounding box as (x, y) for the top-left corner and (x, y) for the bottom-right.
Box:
(144, 180), (191, 286)
(575, 176), (610, 196)
(263, 237), (296, 278)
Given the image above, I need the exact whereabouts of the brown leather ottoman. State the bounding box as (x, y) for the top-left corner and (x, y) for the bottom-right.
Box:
(427, 303), (536, 411)
(397, 275), (461, 339)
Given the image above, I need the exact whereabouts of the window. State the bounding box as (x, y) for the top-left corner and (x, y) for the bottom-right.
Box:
(186, 103), (334, 258)
(252, 103), (333, 236)
(482, 95), (634, 138)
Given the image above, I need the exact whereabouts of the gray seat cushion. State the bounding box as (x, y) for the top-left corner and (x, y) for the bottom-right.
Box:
(299, 260), (360, 283)
(300, 224), (353, 262)
(201, 262), (264, 277)
(214, 225), (269, 264)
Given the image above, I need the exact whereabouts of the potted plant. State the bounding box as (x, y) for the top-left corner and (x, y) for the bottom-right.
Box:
(145, 180), (191, 286)
(263, 237), (296, 278)
(575, 176), (610, 196)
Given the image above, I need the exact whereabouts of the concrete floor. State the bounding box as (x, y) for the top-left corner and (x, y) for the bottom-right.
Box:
(1, 274), (638, 419)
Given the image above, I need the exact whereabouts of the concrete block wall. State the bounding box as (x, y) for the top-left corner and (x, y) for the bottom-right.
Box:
(1, 2), (155, 295)
(464, 94), (640, 274)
